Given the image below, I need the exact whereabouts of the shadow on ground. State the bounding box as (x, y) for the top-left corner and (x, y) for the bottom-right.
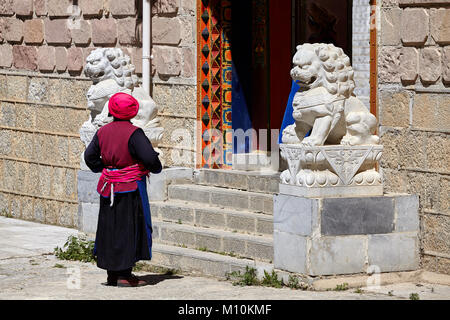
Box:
(139, 274), (184, 286)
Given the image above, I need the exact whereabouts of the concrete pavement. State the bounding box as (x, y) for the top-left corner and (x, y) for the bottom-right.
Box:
(0, 216), (449, 300)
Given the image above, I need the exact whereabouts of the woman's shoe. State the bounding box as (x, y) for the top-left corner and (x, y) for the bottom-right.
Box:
(117, 274), (147, 287)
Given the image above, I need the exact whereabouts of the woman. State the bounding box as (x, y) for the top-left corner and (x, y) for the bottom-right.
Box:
(84, 92), (162, 287)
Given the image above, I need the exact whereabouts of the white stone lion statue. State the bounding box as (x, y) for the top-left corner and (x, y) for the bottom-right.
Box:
(282, 43), (379, 146)
(84, 48), (159, 129)
(80, 48), (164, 165)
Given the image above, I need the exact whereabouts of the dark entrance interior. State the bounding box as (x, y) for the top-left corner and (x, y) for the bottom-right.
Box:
(231, 0), (352, 154)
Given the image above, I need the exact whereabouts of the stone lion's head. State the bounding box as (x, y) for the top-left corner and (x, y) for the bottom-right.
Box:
(290, 43), (355, 98)
(84, 48), (139, 90)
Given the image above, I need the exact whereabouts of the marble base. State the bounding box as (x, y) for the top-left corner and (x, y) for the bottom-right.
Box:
(279, 183), (383, 198)
(273, 193), (419, 276)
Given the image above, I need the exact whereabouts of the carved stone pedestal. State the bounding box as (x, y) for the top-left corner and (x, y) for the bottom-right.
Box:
(279, 144), (384, 197)
(275, 144), (419, 276)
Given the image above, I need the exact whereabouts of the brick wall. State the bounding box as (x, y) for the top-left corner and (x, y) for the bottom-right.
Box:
(378, 0), (450, 274)
(0, 0), (197, 227)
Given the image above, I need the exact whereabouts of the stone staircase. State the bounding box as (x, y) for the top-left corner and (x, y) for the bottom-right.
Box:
(148, 169), (280, 279)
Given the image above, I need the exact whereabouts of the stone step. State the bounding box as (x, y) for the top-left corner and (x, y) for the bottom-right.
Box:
(151, 243), (276, 280)
(150, 200), (273, 236)
(194, 169), (280, 194)
(167, 184), (274, 215)
(152, 220), (274, 262)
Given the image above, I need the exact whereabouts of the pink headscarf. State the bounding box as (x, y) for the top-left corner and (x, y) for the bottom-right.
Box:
(108, 92), (139, 120)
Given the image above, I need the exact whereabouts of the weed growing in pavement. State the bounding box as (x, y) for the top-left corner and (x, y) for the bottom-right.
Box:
(227, 266), (260, 286)
(54, 234), (96, 263)
(334, 283), (349, 291)
(0, 209), (12, 218)
(261, 270), (283, 288)
(53, 263), (66, 268)
(287, 275), (307, 290)
(409, 293), (420, 300)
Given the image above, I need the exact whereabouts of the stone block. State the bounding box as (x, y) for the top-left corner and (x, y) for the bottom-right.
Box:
(321, 197), (395, 236)
(443, 46), (450, 84)
(249, 194), (273, 214)
(431, 8), (450, 45)
(381, 8), (401, 46)
(246, 240), (273, 261)
(310, 236), (367, 276)
(426, 133), (450, 172)
(0, 44), (13, 67)
(180, 0), (195, 15)
(397, 129), (426, 169)
(159, 204), (194, 223)
(222, 237), (246, 256)
(195, 208), (226, 228)
(78, 202), (99, 234)
(37, 46), (55, 72)
(14, 103), (35, 129)
(378, 46), (400, 84)
(55, 47), (67, 72)
(4, 18), (23, 43)
(6, 75), (27, 101)
(45, 19), (71, 45)
(179, 15), (194, 47)
(71, 20), (91, 45)
(0, 0), (14, 16)
(413, 94), (450, 131)
(0, 102), (16, 127)
(0, 130), (12, 156)
(47, 0), (72, 17)
(256, 217), (273, 235)
(152, 17), (181, 45)
(67, 47), (83, 73)
(24, 19), (44, 44)
(399, 47), (419, 83)
(14, 0), (33, 16)
(423, 214), (450, 256)
(273, 195), (319, 236)
(273, 230), (307, 273)
(153, 44), (181, 76)
(34, 0), (46, 16)
(368, 232), (419, 272)
(226, 213), (255, 234)
(158, 0), (179, 14)
(110, 0), (136, 16)
(131, 47), (142, 74)
(210, 189), (248, 210)
(394, 194), (419, 232)
(77, 170), (101, 203)
(195, 233), (222, 252)
(117, 17), (140, 45)
(222, 172), (248, 190)
(160, 227), (196, 247)
(379, 90), (410, 127)
(13, 45), (37, 70)
(401, 8), (429, 46)
(420, 47), (441, 84)
(91, 19), (117, 45)
(80, 0), (103, 17)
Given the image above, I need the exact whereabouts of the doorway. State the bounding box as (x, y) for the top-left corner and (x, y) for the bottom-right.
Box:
(196, 0), (353, 169)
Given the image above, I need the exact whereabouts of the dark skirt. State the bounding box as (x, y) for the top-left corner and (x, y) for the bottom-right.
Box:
(94, 177), (152, 271)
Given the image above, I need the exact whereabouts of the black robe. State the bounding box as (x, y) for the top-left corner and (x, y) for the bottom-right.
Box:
(84, 124), (162, 271)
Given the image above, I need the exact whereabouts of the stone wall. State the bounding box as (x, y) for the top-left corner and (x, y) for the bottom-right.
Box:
(0, 0), (198, 227)
(151, 0), (197, 168)
(378, 0), (450, 274)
